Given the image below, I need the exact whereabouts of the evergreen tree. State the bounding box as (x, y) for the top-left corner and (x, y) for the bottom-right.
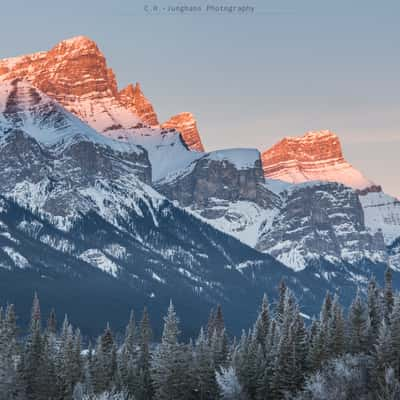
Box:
(194, 327), (219, 399)
(275, 280), (287, 326)
(328, 295), (346, 358)
(153, 301), (192, 400)
(385, 267), (395, 323)
(136, 307), (154, 400)
(391, 296), (400, 379)
(0, 304), (17, 399)
(348, 291), (369, 354)
(120, 310), (137, 395)
(254, 294), (270, 356)
(307, 319), (324, 372)
(18, 293), (52, 400)
(92, 324), (118, 394)
(368, 278), (382, 343)
(374, 320), (394, 396)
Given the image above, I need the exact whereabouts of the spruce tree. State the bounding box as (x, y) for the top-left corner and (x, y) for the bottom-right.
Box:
(153, 301), (192, 400)
(136, 307), (154, 400)
(120, 310), (137, 394)
(194, 327), (219, 400)
(0, 304), (17, 399)
(374, 320), (394, 396)
(275, 280), (287, 326)
(368, 277), (382, 343)
(390, 296), (400, 378)
(92, 323), (118, 394)
(328, 295), (346, 358)
(254, 294), (270, 356)
(385, 267), (395, 323)
(348, 291), (369, 354)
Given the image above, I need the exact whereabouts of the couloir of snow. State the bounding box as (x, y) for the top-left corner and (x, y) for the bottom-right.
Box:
(360, 191), (400, 245)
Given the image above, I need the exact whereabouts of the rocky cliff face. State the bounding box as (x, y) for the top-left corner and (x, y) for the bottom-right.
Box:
(0, 79), (152, 220)
(256, 182), (387, 270)
(0, 36), (206, 154)
(261, 130), (374, 190)
(157, 149), (280, 246)
(0, 36), (154, 134)
(161, 112), (204, 152)
(0, 36), (117, 101)
(157, 149), (273, 210)
(359, 191), (400, 245)
(119, 83), (159, 126)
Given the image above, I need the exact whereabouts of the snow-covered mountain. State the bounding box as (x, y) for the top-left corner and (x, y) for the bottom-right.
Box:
(0, 76), (380, 337)
(0, 36), (204, 156)
(0, 36), (399, 335)
(261, 130), (375, 190)
(257, 181), (387, 271)
(0, 78), (315, 334)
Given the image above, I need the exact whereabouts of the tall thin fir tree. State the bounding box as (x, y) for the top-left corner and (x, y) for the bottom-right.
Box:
(328, 295), (346, 358)
(194, 327), (219, 400)
(136, 307), (154, 400)
(254, 294), (270, 356)
(373, 320), (394, 396)
(384, 267), (395, 323)
(390, 295), (400, 378)
(368, 277), (382, 343)
(120, 310), (137, 394)
(348, 290), (369, 355)
(153, 301), (191, 400)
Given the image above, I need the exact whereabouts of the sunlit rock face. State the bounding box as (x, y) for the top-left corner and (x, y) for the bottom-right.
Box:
(118, 83), (159, 126)
(261, 130), (374, 190)
(0, 36), (207, 153)
(0, 36), (117, 101)
(0, 36), (149, 133)
(161, 112), (205, 152)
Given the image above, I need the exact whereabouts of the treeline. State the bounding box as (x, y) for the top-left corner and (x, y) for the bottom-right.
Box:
(1, 269), (400, 399)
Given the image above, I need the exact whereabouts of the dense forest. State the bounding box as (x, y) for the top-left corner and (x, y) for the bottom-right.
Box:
(1, 268), (400, 399)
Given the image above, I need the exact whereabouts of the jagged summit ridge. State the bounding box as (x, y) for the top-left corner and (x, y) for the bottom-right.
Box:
(261, 130), (374, 190)
(0, 36), (205, 153)
(118, 82), (159, 126)
(161, 112), (205, 152)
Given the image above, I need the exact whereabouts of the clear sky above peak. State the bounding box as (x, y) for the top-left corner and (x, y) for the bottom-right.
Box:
(1, 0), (399, 197)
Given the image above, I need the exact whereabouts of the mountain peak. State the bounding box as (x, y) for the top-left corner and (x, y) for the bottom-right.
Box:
(54, 35), (99, 50)
(161, 112), (205, 152)
(262, 130), (374, 190)
(118, 82), (159, 126)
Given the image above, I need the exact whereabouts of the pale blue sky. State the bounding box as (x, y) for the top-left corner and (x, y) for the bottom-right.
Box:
(1, 0), (399, 196)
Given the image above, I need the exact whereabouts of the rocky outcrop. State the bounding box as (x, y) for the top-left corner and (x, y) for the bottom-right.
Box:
(0, 37), (155, 133)
(156, 149), (280, 247)
(118, 83), (159, 126)
(0, 36), (117, 101)
(256, 182), (387, 270)
(261, 130), (374, 190)
(161, 112), (204, 152)
(157, 150), (274, 211)
(359, 191), (400, 245)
